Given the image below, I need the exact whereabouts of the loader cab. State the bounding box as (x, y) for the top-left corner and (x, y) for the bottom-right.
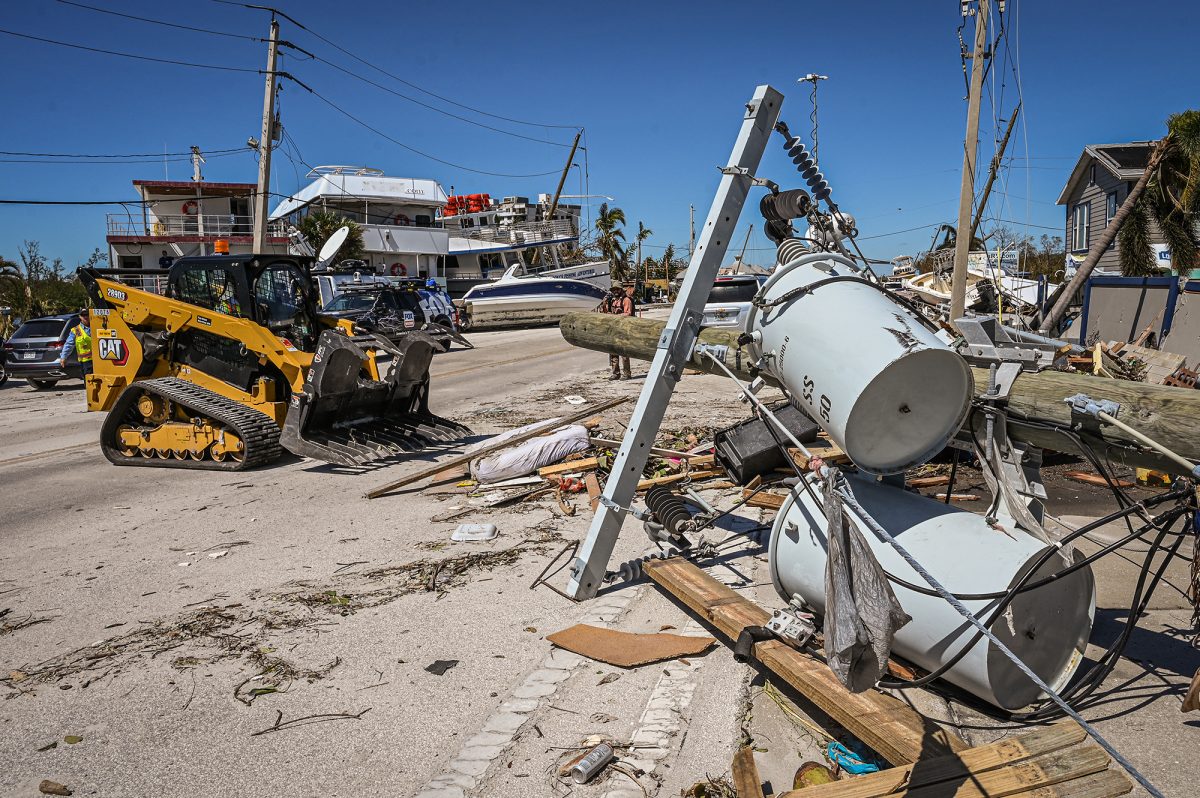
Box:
(167, 255), (321, 352)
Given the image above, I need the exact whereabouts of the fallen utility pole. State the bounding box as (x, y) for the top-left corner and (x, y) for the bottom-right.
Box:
(545, 130), (582, 223)
(365, 396), (630, 499)
(950, 0), (989, 324)
(559, 311), (1200, 477)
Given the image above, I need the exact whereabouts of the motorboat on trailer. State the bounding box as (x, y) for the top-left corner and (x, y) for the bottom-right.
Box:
(457, 263), (608, 330)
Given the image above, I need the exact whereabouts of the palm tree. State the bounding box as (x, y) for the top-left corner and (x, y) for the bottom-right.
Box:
(1118, 110), (1200, 276)
(594, 203), (627, 281)
(1040, 109), (1199, 332)
(297, 211), (365, 266)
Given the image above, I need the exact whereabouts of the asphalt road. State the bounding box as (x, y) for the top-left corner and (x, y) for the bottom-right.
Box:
(0, 320), (1196, 798)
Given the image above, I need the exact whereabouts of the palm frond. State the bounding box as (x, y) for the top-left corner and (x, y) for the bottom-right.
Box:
(1118, 198), (1156, 276)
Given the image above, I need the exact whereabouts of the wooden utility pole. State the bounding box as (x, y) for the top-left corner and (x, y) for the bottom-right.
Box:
(545, 130), (582, 222)
(970, 102), (1020, 241)
(949, 0), (989, 323)
(252, 18), (280, 253)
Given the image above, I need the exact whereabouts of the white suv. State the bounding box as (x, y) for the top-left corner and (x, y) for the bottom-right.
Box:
(701, 274), (765, 330)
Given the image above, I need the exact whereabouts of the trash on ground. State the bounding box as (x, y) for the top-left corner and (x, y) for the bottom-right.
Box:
(563, 395), (587, 405)
(38, 781), (72, 796)
(452, 524), (498, 542)
(424, 659), (459, 675)
(568, 742), (615, 784)
(548, 624), (715, 667)
(469, 419), (591, 483)
(1065, 470), (1134, 488)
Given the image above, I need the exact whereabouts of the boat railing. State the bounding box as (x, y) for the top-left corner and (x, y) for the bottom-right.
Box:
(106, 214), (288, 238)
(453, 217), (577, 246)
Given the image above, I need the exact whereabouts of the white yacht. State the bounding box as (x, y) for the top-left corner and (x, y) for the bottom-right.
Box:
(457, 262), (608, 330)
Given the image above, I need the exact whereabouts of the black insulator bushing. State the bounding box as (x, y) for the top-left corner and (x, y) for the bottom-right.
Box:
(645, 485), (692, 537)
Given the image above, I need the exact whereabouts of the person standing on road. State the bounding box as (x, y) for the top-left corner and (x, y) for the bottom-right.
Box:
(601, 282), (635, 380)
(60, 309), (93, 377)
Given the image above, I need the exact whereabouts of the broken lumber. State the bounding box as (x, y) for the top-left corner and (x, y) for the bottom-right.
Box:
(731, 746), (765, 798)
(934, 493), (981, 502)
(365, 396), (631, 499)
(559, 312), (1200, 477)
(907, 475), (952, 488)
(775, 722), (1128, 798)
(742, 489), (787, 510)
(537, 457), (601, 477)
(790, 444), (851, 470)
(636, 469), (721, 491)
(642, 557), (967, 765)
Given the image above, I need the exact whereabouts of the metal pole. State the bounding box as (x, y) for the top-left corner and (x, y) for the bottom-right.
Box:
(949, 0), (988, 323)
(970, 102), (1019, 241)
(252, 18), (280, 253)
(565, 85), (784, 600)
(546, 130), (582, 222)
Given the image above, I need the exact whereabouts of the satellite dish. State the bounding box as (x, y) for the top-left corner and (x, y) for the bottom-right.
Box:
(317, 226), (350, 267)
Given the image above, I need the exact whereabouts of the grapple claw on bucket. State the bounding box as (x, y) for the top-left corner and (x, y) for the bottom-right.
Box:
(280, 329), (470, 466)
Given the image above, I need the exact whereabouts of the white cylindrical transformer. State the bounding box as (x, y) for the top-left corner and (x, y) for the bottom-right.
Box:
(769, 474), (1095, 709)
(745, 252), (973, 474)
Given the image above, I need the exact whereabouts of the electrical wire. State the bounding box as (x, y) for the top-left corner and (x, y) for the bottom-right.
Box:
(0, 147), (245, 159)
(210, 0), (580, 131)
(55, 0), (263, 41)
(0, 27), (264, 73)
(292, 79), (563, 179)
(0, 151), (250, 166)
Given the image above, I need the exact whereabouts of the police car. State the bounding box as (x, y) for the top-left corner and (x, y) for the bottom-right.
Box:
(314, 273), (468, 351)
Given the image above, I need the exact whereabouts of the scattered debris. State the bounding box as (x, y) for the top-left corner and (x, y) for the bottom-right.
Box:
(425, 660), (459, 676)
(250, 707), (370, 737)
(451, 524), (498, 542)
(793, 761), (836, 788)
(548, 624), (715, 668)
(1, 609), (52, 636)
(598, 672), (621, 685)
(38, 780), (71, 796)
(62, 736), (82, 745)
(933, 492), (981, 502)
(1065, 470), (1135, 488)
(568, 742), (615, 784)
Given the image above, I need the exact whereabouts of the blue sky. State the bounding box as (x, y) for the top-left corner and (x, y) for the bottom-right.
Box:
(1, 0), (1198, 268)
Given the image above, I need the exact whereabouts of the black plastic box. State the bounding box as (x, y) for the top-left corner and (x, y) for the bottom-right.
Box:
(713, 402), (820, 485)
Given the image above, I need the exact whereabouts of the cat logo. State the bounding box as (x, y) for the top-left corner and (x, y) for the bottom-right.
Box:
(97, 337), (129, 366)
(105, 286), (127, 302)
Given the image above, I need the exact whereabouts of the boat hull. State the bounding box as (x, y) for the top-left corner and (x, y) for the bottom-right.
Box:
(461, 279), (607, 330)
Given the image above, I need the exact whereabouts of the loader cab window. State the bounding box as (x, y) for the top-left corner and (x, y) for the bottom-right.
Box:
(175, 266), (245, 318)
(253, 262), (317, 349)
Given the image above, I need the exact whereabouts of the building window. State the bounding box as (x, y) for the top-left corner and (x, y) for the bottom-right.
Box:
(1071, 202), (1090, 252)
(1105, 192), (1118, 249)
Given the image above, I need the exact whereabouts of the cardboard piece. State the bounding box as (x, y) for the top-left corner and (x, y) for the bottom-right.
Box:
(547, 623), (715, 668)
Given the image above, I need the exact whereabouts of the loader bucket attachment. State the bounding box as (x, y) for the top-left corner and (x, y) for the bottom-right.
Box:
(280, 329), (470, 466)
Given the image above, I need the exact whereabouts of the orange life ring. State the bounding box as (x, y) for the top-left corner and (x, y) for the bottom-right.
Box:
(394, 214), (411, 226)
(390, 263), (408, 276)
(181, 200), (199, 215)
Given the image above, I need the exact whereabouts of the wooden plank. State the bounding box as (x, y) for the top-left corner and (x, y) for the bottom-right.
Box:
(731, 745), (765, 798)
(933, 493), (981, 502)
(585, 472), (602, 514)
(776, 722), (1086, 798)
(1006, 770), (1133, 798)
(742, 490), (786, 510)
(642, 558), (966, 766)
(780, 745), (1109, 798)
(907, 475), (951, 488)
(366, 396), (631, 498)
(636, 469), (720, 490)
(791, 445), (851, 470)
(538, 457), (601, 477)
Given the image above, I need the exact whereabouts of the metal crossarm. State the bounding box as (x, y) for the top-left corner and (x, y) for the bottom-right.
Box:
(565, 84), (784, 600)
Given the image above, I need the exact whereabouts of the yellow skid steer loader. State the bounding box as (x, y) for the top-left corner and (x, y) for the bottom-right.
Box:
(78, 251), (468, 470)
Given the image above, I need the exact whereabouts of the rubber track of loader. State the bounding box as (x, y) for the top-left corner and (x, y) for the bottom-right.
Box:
(100, 377), (281, 471)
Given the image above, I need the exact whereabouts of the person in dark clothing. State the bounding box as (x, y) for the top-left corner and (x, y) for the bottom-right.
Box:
(601, 282), (635, 380)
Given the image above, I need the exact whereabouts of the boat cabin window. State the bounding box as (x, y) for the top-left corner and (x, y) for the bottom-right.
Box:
(415, 214), (432, 227)
(174, 266), (246, 317)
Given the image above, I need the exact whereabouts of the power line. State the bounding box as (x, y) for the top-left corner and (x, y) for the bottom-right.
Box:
(55, 0), (262, 41)
(210, 0), (580, 131)
(296, 48), (575, 148)
(293, 79), (562, 179)
(0, 27), (263, 73)
(0, 147), (245, 159)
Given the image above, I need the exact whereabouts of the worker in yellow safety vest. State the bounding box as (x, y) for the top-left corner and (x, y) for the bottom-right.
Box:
(59, 309), (93, 376)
